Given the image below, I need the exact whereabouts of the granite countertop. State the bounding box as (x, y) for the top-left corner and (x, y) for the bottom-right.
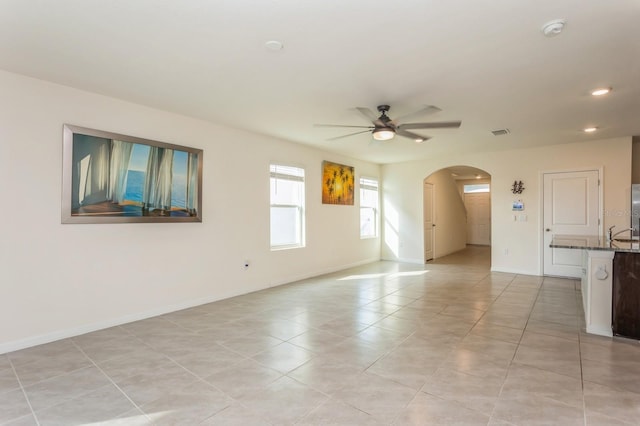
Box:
(550, 235), (640, 253)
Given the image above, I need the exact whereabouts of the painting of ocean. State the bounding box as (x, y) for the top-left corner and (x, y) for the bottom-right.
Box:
(125, 170), (187, 208)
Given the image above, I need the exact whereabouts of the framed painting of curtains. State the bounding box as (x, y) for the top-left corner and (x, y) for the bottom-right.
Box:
(62, 124), (203, 223)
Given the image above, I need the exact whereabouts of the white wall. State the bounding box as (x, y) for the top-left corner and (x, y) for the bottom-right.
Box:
(382, 137), (632, 274)
(425, 170), (467, 258)
(0, 71), (381, 353)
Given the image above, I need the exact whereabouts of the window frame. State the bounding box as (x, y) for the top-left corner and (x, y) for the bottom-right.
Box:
(463, 183), (490, 193)
(270, 164), (306, 250)
(359, 176), (379, 239)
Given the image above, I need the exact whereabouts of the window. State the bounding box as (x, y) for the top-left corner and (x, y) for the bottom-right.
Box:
(360, 177), (379, 238)
(464, 183), (490, 193)
(270, 164), (305, 249)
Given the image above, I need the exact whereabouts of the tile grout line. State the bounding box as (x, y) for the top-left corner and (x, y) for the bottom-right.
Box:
(485, 272), (538, 425)
(575, 281), (588, 426)
(7, 355), (41, 426)
(490, 276), (589, 424)
(70, 339), (155, 424)
(398, 269), (519, 425)
(6, 255), (616, 425)
(159, 350), (280, 425)
(300, 267), (433, 424)
(396, 269), (500, 424)
(423, 269), (521, 425)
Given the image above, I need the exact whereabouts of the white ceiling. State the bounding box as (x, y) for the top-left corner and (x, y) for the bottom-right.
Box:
(1, 0), (639, 164)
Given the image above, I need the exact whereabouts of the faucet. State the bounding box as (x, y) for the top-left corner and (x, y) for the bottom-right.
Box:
(608, 225), (634, 242)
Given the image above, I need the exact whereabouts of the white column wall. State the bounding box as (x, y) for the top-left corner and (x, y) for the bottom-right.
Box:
(425, 169), (468, 258)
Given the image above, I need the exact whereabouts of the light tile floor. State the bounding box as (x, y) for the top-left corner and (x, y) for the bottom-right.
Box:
(2, 246), (640, 425)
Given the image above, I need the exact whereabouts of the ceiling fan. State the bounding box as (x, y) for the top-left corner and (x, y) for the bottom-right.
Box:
(315, 105), (461, 143)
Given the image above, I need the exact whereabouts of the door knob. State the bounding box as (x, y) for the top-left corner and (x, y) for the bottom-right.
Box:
(545, 228), (551, 232)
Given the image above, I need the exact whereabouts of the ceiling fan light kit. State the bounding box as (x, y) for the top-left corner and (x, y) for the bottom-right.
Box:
(316, 104), (461, 143)
(372, 128), (395, 141)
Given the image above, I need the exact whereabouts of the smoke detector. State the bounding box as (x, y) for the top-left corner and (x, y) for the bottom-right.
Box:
(542, 19), (566, 37)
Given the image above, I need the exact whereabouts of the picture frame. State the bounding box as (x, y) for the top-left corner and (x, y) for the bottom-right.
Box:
(322, 160), (354, 205)
(62, 124), (203, 224)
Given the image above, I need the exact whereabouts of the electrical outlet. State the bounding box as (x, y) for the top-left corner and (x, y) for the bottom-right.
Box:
(504, 248), (509, 255)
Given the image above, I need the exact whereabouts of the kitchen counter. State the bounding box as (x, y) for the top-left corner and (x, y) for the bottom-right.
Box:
(550, 234), (640, 338)
(550, 234), (640, 252)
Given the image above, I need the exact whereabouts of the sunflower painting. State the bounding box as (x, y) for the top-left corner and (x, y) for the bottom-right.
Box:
(322, 161), (355, 205)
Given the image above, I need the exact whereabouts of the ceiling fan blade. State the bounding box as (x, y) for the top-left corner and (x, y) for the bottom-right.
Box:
(314, 124), (374, 129)
(356, 107), (385, 126)
(355, 107), (377, 121)
(395, 128), (431, 142)
(327, 129), (372, 141)
(398, 121), (462, 130)
(392, 105), (442, 124)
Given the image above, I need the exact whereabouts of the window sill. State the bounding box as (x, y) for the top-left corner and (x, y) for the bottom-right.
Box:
(270, 244), (305, 251)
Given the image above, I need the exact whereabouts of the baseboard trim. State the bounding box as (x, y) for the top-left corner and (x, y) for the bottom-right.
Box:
(0, 257), (382, 354)
(266, 257), (382, 288)
(380, 256), (425, 264)
(0, 292), (240, 354)
(490, 266), (541, 276)
(586, 325), (613, 338)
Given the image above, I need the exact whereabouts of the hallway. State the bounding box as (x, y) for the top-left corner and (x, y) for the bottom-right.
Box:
(429, 244), (491, 267)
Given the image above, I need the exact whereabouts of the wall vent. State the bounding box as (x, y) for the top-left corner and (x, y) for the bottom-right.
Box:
(491, 128), (510, 136)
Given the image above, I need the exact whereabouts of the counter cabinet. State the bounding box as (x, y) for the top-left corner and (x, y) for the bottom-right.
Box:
(581, 250), (614, 337)
(612, 252), (640, 339)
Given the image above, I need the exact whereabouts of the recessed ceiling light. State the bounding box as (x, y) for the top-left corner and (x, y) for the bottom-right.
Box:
(541, 19), (566, 37)
(476, 175), (482, 179)
(415, 138), (424, 143)
(591, 87), (611, 96)
(584, 127), (598, 133)
(265, 40), (284, 51)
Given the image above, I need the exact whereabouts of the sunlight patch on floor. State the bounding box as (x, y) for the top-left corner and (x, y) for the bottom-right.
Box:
(337, 273), (388, 281)
(388, 270), (430, 278)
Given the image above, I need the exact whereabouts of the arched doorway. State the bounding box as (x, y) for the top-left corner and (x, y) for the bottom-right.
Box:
(424, 165), (491, 264)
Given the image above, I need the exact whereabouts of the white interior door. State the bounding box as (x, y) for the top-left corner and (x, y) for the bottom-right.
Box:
(424, 182), (434, 261)
(543, 170), (600, 277)
(465, 192), (491, 245)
